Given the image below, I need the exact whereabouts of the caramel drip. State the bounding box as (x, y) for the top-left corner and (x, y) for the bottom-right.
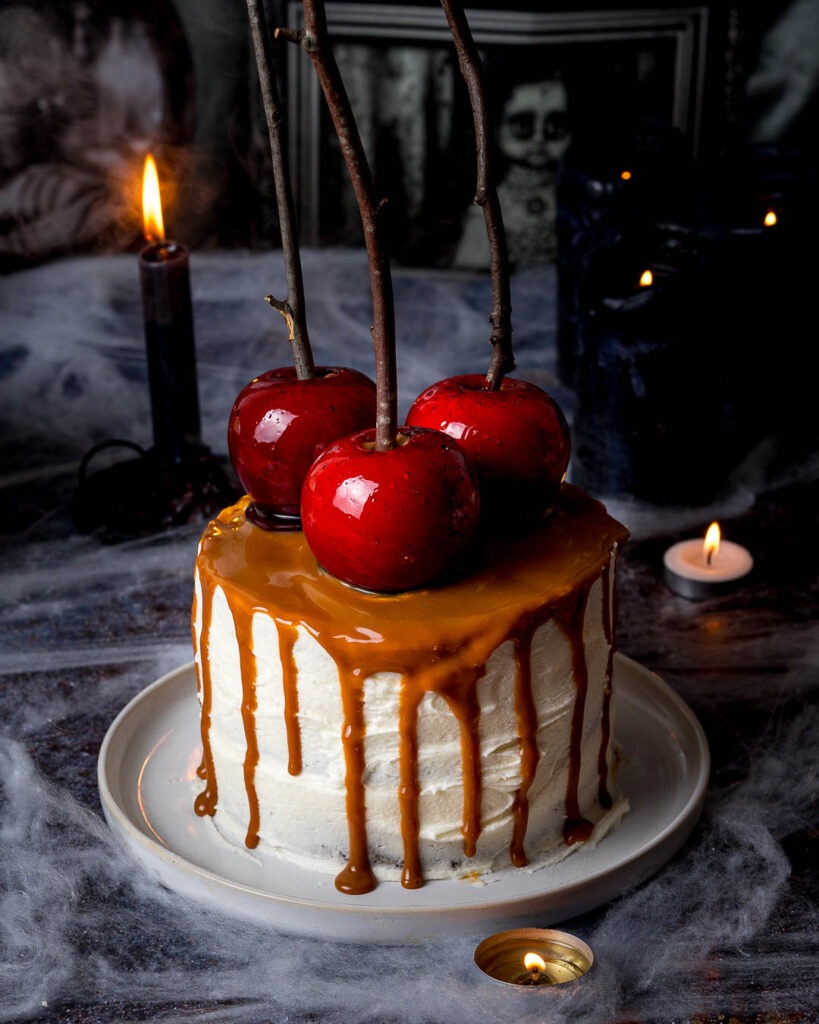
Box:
(192, 486), (629, 887)
(191, 589), (201, 694)
(510, 622), (539, 867)
(556, 584), (594, 845)
(443, 673), (484, 858)
(597, 558), (615, 809)
(334, 670), (376, 895)
(193, 581), (218, 815)
(398, 683), (423, 888)
(230, 601), (260, 849)
(191, 588), (206, 780)
(275, 620), (303, 775)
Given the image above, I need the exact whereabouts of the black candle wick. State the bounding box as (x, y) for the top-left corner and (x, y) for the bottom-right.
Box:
(156, 241), (179, 260)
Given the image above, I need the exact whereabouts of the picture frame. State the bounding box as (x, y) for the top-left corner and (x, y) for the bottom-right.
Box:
(284, 2), (712, 267)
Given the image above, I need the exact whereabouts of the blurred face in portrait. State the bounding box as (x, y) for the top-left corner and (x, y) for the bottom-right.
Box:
(496, 78), (570, 174)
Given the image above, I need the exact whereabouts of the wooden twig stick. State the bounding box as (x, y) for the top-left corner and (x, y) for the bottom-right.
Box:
(246, 0), (315, 379)
(280, 0), (398, 449)
(439, 0), (515, 390)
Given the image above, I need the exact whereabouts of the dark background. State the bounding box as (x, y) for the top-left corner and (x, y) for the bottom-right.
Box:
(1, 0), (818, 270)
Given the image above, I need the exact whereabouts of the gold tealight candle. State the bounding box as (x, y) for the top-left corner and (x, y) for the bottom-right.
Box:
(474, 928), (593, 989)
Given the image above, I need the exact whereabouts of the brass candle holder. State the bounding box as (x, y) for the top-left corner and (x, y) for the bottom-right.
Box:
(474, 928), (593, 988)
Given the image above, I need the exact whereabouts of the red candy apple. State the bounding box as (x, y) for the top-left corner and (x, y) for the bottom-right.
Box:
(300, 426), (481, 592)
(406, 374), (571, 526)
(228, 366), (376, 525)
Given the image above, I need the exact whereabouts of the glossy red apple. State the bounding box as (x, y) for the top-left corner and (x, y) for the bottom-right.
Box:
(406, 374), (571, 526)
(300, 425), (481, 592)
(228, 366), (376, 525)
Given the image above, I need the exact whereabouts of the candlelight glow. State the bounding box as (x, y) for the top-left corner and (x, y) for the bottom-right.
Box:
(704, 521), (721, 565)
(620, 169), (632, 181)
(523, 952), (547, 972)
(639, 269), (653, 287)
(142, 154), (165, 244)
(763, 208), (778, 228)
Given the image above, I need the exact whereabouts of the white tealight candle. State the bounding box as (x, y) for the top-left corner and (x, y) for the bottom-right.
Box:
(663, 522), (753, 599)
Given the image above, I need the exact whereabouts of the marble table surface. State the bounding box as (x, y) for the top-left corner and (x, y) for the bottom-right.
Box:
(1, 249), (817, 1024)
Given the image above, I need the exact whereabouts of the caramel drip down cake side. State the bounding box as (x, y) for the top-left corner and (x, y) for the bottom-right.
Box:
(191, 484), (629, 894)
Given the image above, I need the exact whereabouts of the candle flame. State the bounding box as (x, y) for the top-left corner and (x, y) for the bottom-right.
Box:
(639, 269), (653, 287)
(763, 208), (777, 228)
(142, 154), (165, 244)
(523, 952), (547, 972)
(704, 521), (721, 565)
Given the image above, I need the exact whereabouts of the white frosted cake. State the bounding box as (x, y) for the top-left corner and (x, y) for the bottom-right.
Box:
(191, 483), (630, 894)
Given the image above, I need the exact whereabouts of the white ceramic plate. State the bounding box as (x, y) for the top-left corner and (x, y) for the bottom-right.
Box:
(98, 653), (709, 942)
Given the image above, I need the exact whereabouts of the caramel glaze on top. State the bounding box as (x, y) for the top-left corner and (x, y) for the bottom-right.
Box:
(192, 483), (629, 895)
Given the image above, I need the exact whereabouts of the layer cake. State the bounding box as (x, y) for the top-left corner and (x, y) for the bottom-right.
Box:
(191, 483), (629, 894)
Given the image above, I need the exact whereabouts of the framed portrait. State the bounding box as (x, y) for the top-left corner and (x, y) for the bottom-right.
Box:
(283, 2), (712, 268)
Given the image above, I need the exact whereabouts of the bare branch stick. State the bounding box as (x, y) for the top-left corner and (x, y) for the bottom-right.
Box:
(439, 0), (514, 390)
(246, 0), (315, 379)
(283, 0), (397, 448)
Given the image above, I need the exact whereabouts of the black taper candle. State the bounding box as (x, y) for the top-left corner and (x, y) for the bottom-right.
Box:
(139, 239), (201, 466)
(69, 157), (233, 536)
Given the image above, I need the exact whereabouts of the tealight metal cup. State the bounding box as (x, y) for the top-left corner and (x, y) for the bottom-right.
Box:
(474, 927), (593, 988)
